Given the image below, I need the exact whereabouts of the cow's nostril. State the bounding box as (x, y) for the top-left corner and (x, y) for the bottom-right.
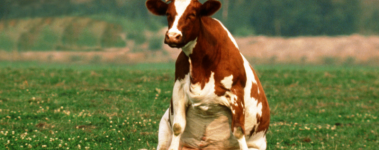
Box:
(175, 35), (182, 40)
(166, 32), (182, 42)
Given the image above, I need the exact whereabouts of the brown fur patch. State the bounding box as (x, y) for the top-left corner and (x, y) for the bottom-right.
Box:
(250, 82), (259, 100)
(249, 125), (257, 137)
(175, 52), (190, 81)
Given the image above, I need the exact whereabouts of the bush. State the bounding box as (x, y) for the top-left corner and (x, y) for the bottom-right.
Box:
(148, 36), (164, 51)
(122, 19), (147, 45)
(322, 57), (338, 65)
(101, 24), (125, 48)
(90, 55), (102, 64)
(62, 22), (79, 47)
(233, 26), (255, 37)
(90, 14), (157, 45)
(17, 32), (34, 51)
(77, 28), (99, 47)
(31, 27), (59, 51)
(343, 57), (356, 66)
(0, 32), (15, 51)
(69, 55), (84, 62)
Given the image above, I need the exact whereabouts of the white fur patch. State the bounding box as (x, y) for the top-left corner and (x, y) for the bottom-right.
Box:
(184, 70), (234, 109)
(241, 53), (257, 84)
(213, 18), (239, 49)
(240, 53), (263, 142)
(187, 72), (216, 100)
(237, 136), (249, 150)
(182, 38), (197, 56)
(199, 105), (209, 111)
(247, 131), (267, 150)
(221, 75), (234, 90)
(168, 0), (192, 36)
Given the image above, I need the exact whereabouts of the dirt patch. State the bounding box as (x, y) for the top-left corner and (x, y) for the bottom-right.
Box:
(1, 35), (379, 65)
(0, 47), (169, 64)
(235, 35), (379, 65)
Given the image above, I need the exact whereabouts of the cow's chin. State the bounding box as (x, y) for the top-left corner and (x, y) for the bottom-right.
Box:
(165, 42), (186, 49)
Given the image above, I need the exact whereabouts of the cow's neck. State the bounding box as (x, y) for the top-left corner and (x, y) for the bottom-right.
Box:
(189, 17), (222, 64)
(182, 17), (229, 85)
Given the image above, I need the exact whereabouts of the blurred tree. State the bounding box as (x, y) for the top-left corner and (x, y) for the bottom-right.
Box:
(358, 0), (379, 34)
(0, 0), (374, 36)
(238, 0), (361, 36)
(0, 0), (10, 19)
(222, 0), (229, 21)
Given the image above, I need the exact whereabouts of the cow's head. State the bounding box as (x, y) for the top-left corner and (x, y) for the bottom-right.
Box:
(146, 0), (221, 48)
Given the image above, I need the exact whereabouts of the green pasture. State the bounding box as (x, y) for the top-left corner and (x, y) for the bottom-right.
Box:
(0, 62), (378, 149)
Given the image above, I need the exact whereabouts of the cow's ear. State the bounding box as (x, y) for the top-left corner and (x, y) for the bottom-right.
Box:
(200, 0), (221, 16)
(146, 0), (168, 16)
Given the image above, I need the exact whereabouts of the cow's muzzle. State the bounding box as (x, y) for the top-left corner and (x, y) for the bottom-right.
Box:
(165, 32), (184, 48)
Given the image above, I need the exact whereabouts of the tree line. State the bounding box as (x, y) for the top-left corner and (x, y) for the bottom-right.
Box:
(1, 0), (379, 36)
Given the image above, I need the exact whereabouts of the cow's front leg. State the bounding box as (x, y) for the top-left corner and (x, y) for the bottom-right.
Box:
(230, 96), (249, 150)
(168, 80), (187, 150)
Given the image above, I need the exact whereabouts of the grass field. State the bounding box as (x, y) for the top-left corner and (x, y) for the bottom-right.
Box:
(0, 62), (378, 149)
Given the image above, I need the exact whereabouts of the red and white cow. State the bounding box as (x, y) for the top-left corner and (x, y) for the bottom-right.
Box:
(146, 0), (270, 149)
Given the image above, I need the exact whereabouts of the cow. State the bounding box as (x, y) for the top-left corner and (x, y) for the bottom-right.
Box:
(146, 0), (270, 149)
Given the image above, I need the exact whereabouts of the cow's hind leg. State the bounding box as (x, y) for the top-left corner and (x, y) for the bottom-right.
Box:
(157, 109), (172, 150)
(246, 131), (267, 150)
(232, 123), (249, 150)
(230, 98), (249, 150)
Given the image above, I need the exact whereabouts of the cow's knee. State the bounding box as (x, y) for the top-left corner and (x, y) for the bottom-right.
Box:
(173, 123), (182, 136)
(233, 126), (244, 139)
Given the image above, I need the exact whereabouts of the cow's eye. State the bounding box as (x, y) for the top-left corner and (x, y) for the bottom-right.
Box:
(166, 13), (171, 18)
(166, 13), (172, 20)
(187, 13), (196, 20)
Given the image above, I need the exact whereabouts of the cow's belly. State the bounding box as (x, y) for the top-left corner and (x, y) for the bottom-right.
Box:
(181, 104), (240, 149)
